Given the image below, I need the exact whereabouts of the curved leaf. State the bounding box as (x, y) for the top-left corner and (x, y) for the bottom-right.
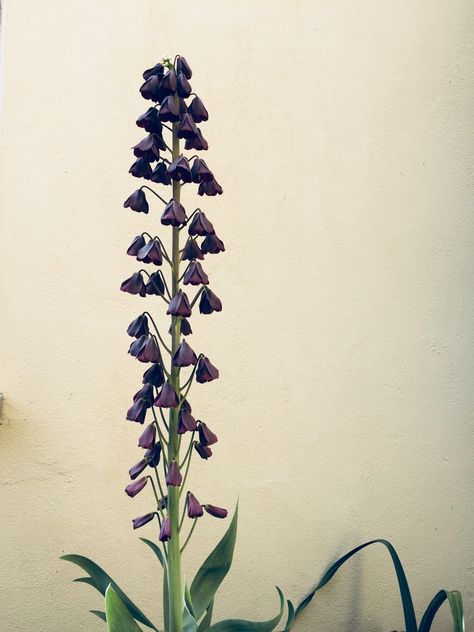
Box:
(197, 601), (214, 632)
(184, 602), (198, 632)
(190, 504), (238, 620)
(61, 554), (159, 631)
(91, 610), (107, 622)
(295, 540), (417, 632)
(140, 538), (169, 630)
(140, 538), (166, 568)
(419, 589), (464, 632)
(207, 587), (284, 632)
(282, 600), (295, 632)
(105, 584), (145, 632)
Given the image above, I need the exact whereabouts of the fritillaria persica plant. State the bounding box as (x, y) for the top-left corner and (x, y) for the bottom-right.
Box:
(62, 56), (465, 632)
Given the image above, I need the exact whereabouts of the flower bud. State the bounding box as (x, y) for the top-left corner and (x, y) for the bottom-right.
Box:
(127, 235), (146, 256)
(127, 314), (149, 338)
(188, 211), (214, 236)
(129, 157), (152, 179)
(177, 72), (192, 98)
(125, 477), (148, 498)
(194, 441), (212, 459)
(136, 107), (162, 133)
(183, 261), (209, 286)
(154, 382), (179, 408)
(177, 113), (198, 140)
(177, 408), (197, 434)
(142, 363), (165, 387)
(129, 458), (149, 480)
(198, 178), (223, 196)
(133, 383), (154, 406)
(167, 290), (192, 317)
(201, 233), (225, 255)
(161, 199), (187, 227)
(145, 272), (165, 296)
(158, 95), (180, 122)
(120, 272), (146, 297)
(172, 340), (198, 367)
(165, 460), (183, 486)
(132, 512), (155, 529)
(159, 517), (172, 541)
(197, 421), (218, 446)
(199, 288), (222, 314)
(181, 238), (204, 261)
(145, 442), (162, 467)
(187, 492), (204, 518)
(185, 128), (208, 151)
(167, 155), (192, 183)
(137, 336), (161, 363)
(188, 96), (208, 123)
(126, 398), (147, 424)
(191, 159), (213, 184)
(137, 239), (163, 265)
(124, 189), (149, 214)
(150, 162), (172, 185)
(138, 423), (156, 449)
(204, 504), (228, 519)
(176, 56), (192, 79)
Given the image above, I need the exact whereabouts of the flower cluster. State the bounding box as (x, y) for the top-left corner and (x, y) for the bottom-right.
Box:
(120, 55), (227, 548)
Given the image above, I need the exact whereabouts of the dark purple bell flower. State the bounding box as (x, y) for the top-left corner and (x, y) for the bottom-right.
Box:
(133, 383), (154, 406)
(129, 457), (148, 480)
(126, 398), (147, 424)
(177, 72), (192, 98)
(137, 336), (161, 363)
(154, 382), (179, 408)
(140, 75), (162, 101)
(183, 261), (209, 286)
(188, 211), (214, 236)
(180, 318), (193, 336)
(133, 512), (155, 529)
(194, 441), (212, 459)
(136, 107), (163, 133)
(201, 233), (225, 255)
(196, 356), (219, 383)
(127, 235), (146, 256)
(127, 314), (149, 338)
(185, 128), (208, 151)
(145, 441), (162, 467)
(176, 56), (192, 79)
(150, 162), (172, 185)
(158, 95), (180, 122)
(160, 69), (177, 95)
(188, 96), (208, 123)
(129, 334), (148, 358)
(124, 189), (149, 214)
(142, 363), (165, 387)
(198, 421), (218, 446)
(137, 239), (163, 265)
(125, 477), (148, 498)
(177, 408), (197, 434)
(138, 423), (156, 449)
(199, 287), (223, 314)
(198, 178), (223, 196)
(145, 272), (165, 296)
(165, 460), (182, 486)
(191, 158), (214, 183)
(178, 98), (188, 114)
(181, 398), (192, 413)
(172, 340), (197, 367)
(204, 504), (228, 519)
(159, 517), (172, 542)
(187, 492), (204, 518)
(132, 134), (164, 162)
(142, 62), (164, 82)
(177, 114), (198, 140)
(181, 238), (204, 261)
(167, 290), (192, 317)
(121, 272), (146, 297)
(167, 155), (192, 183)
(161, 199), (187, 227)
(129, 157), (152, 180)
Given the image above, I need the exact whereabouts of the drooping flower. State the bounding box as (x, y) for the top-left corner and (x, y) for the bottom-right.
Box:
(145, 272), (165, 296)
(177, 72), (192, 98)
(126, 235), (146, 256)
(136, 336), (161, 363)
(161, 199), (187, 227)
(199, 287), (222, 314)
(126, 398), (148, 424)
(203, 504), (228, 519)
(187, 492), (204, 518)
(133, 383), (154, 406)
(132, 134), (165, 162)
(167, 290), (192, 317)
(136, 107), (163, 133)
(201, 232), (225, 255)
(160, 69), (177, 95)
(137, 239), (163, 265)
(177, 408), (197, 434)
(197, 422), (218, 446)
(142, 363), (165, 387)
(129, 157), (152, 179)
(172, 340), (197, 367)
(154, 382), (179, 408)
(132, 512), (156, 529)
(198, 178), (223, 196)
(180, 318), (193, 336)
(196, 356), (219, 383)
(159, 517), (172, 542)
(188, 211), (214, 236)
(127, 314), (149, 338)
(128, 334), (148, 358)
(142, 62), (164, 82)
(124, 189), (149, 214)
(185, 128), (208, 151)
(191, 158), (213, 183)
(183, 261), (209, 286)
(194, 442), (212, 459)
(138, 423), (156, 449)
(129, 458), (149, 480)
(121, 272), (146, 297)
(188, 96), (208, 123)
(150, 162), (172, 185)
(139, 75), (162, 101)
(125, 477), (148, 498)
(167, 155), (192, 183)
(176, 56), (192, 79)
(181, 238), (204, 261)
(158, 95), (180, 122)
(145, 442), (162, 467)
(165, 460), (183, 486)
(177, 114), (198, 139)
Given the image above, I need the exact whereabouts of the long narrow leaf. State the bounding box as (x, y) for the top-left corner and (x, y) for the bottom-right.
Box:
(140, 538), (169, 631)
(105, 585), (145, 632)
(282, 600), (295, 632)
(419, 589), (464, 632)
(295, 540), (417, 632)
(207, 587), (284, 632)
(197, 601), (214, 632)
(140, 538), (166, 568)
(91, 610), (107, 622)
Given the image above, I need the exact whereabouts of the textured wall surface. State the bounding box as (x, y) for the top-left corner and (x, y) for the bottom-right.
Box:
(0, 1), (473, 631)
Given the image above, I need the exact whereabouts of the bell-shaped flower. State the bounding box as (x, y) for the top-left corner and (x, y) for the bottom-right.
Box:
(185, 128), (208, 151)
(142, 363), (165, 387)
(133, 383), (154, 407)
(132, 512), (155, 529)
(154, 382), (179, 408)
(158, 95), (180, 122)
(129, 157), (152, 179)
(177, 408), (197, 434)
(145, 441), (162, 467)
(183, 261), (209, 286)
(160, 69), (177, 95)
(145, 272), (165, 296)
(199, 287), (223, 314)
(204, 504), (228, 519)
(127, 314), (149, 338)
(181, 399), (192, 413)
(142, 62), (164, 82)
(161, 199), (186, 227)
(132, 134), (165, 162)
(138, 423), (156, 449)
(136, 107), (162, 133)
(128, 334), (148, 358)
(177, 113), (198, 139)
(180, 318), (193, 336)
(129, 457), (148, 480)
(165, 460), (182, 486)
(125, 477), (148, 498)
(137, 239), (163, 265)
(191, 158), (213, 183)
(167, 290), (192, 317)
(127, 235), (146, 256)
(120, 272), (146, 297)
(126, 398), (147, 424)
(197, 421), (218, 446)
(139, 75), (162, 101)
(176, 56), (192, 79)
(187, 492), (204, 518)
(167, 155), (192, 183)
(159, 517), (172, 542)
(172, 340), (198, 367)
(124, 189), (149, 214)
(181, 238), (204, 261)
(137, 336), (161, 363)
(194, 441), (212, 459)
(188, 96), (208, 123)
(196, 356), (219, 383)
(201, 233), (225, 254)
(198, 178), (223, 196)
(177, 72), (192, 98)
(188, 211), (214, 236)
(150, 161), (172, 185)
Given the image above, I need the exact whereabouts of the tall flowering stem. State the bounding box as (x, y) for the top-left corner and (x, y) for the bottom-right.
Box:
(121, 55), (225, 632)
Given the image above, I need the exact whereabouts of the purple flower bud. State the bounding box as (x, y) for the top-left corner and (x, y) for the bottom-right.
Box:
(180, 318), (193, 336)
(132, 512), (156, 529)
(191, 159), (214, 184)
(158, 95), (180, 122)
(167, 290), (192, 317)
(204, 504), (228, 519)
(126, 398), (148, 424)
(197, 421), (218, 446)
(125, 477), (148, 498)
(165, 460), (183, 486)
(172, 340), (197, 367)
(145, 441), (162, 467)
(177, 408), (197, 434)
(121, 272), (146, 297)
(185, 128), (208, 151)
(161, 199), (187, 227)
(187, 492), (204, 518)
(138, 423), (156, 449)
(142, 363), (165, 387)
(199, 288), (223, 314)
(177, 113), (198, 140)
(154, 382), (179, 408)
(145, 272), (165, 296)
(150, 162), (172, 185)
(132, 134), (164, 162)
(136, 107), (162, 133)
(129, 157), (152, 179)
(137, 336), (161, 363)
(176, 56), (192, 79)
(137, 239), (163, 265)
(196, 357), (219, 383)
(133, 383), (154, 406)
(142, 63), (164, 82)
(124, 189), (149, 214)
(183, 261), (209, 286)
(159, 516), (172, 541)
(160, 69), (177, 95)
(127, 235), (146, 256)
(198, 178), (223, 196)
(129, 334), (148, 358)
(167, 155), (192, 183)
(201, 233), (225, 255)
(188, 211), (214, 236)
(194, 441), (212, 459)
(129, 458), (149, 480)
(181, 238), (204, 261)
(139, 75), (162, 101)
(188, 96), (208, 123)
(177, 72), (192, 98)
(127, 314), (149, 338)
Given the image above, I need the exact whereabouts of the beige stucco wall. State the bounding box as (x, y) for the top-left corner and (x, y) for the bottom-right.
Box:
(1, 1), (473, 630)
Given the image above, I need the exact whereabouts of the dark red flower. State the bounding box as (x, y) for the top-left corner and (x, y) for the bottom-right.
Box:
(126, 398), (147, 424)
(161, 199), (187, 227)
(176, 56), (192, 79)
(198, 178), (223, 196)
(201, 233), (225, 254)
(142, 362), (165, 387)
(167, 155), (192, 183)
(185, 128), (208, 151)
(132, 134), (165, 162)
(125, 477), (148, 498)
(129, 458), (149, 480)
(177, 72), (192, 98)
(165, 460), (182, 486)
(177, 114), (198, 140)
(145, 442), (162, 467)
(194, 442), (212, 459)
(145, 272), (165, 296)
(197, 421), (218, 446)
(139, 75), (162, 101)
(124, 189), (149, 214)
(177, 408), (197, 434)
(128, 334), (148, 358)
(129, 157), (152, 179)
(180, 318), (193, 336)
(167, 290), (192, 317)
(172, 340), (197, 367)
(150, 162), (172, 185)
(191, 158), (214, 183)
(181, 238), (204, 261)
(137, 239), (163, 265)
(187, 492), (203, 518)
(158, 95), (180, 122)
(183, 261), (209, 286)
(159, 517), (172, 541)
(132, 512), (155, 529)
(204, 504), (228, 519)
(196, 356), (219, 383)
(127, 314), (149, 338)
(136, 107), (162, 133)
(154, 382), (179, 408)
(188, 211), (214, 236)
(136, 336), (161, 363)
(127, 235), (146, 256)
(120, 272), (146, 297)
(199, 287), (223, 314)
(188, 96), (208, 123)
(138, 423), (156, 449)
(133, 383), (154, 407)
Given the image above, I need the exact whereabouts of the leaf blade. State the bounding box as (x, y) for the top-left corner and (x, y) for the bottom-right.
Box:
(105, 584), (145, 632)
(207, 587), (284, 632)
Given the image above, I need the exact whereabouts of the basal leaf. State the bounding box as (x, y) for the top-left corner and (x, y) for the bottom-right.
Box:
(140, 538), (166, 568)
(140, 538), (169, 630)
(419, 589), (464, 632)
(105, 585), (145, 632)
(197, 601), (214, 632)
(91, 610), (107, 622)
(282, 600), (295, 631)
(207, 587), (284, 632)
(183, 601), (198, 632)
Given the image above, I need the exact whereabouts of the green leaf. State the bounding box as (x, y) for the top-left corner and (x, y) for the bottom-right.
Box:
(61, 554), (159, 631)
(190, 504), (238, 621)
(140, 538), (169, 630)
(91, 610), (107, 622)
(184, 580), (196, 619)
(419, 589), (464, 632)
(282, 600), (295, 631)
(105, 585), (145, 632)
(183, 602), (198, 632)
(294, 540), (418, 632)
(140, 538), (166, 568)
(207, 587), (284, 632)
(197, 601), (214, 632)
